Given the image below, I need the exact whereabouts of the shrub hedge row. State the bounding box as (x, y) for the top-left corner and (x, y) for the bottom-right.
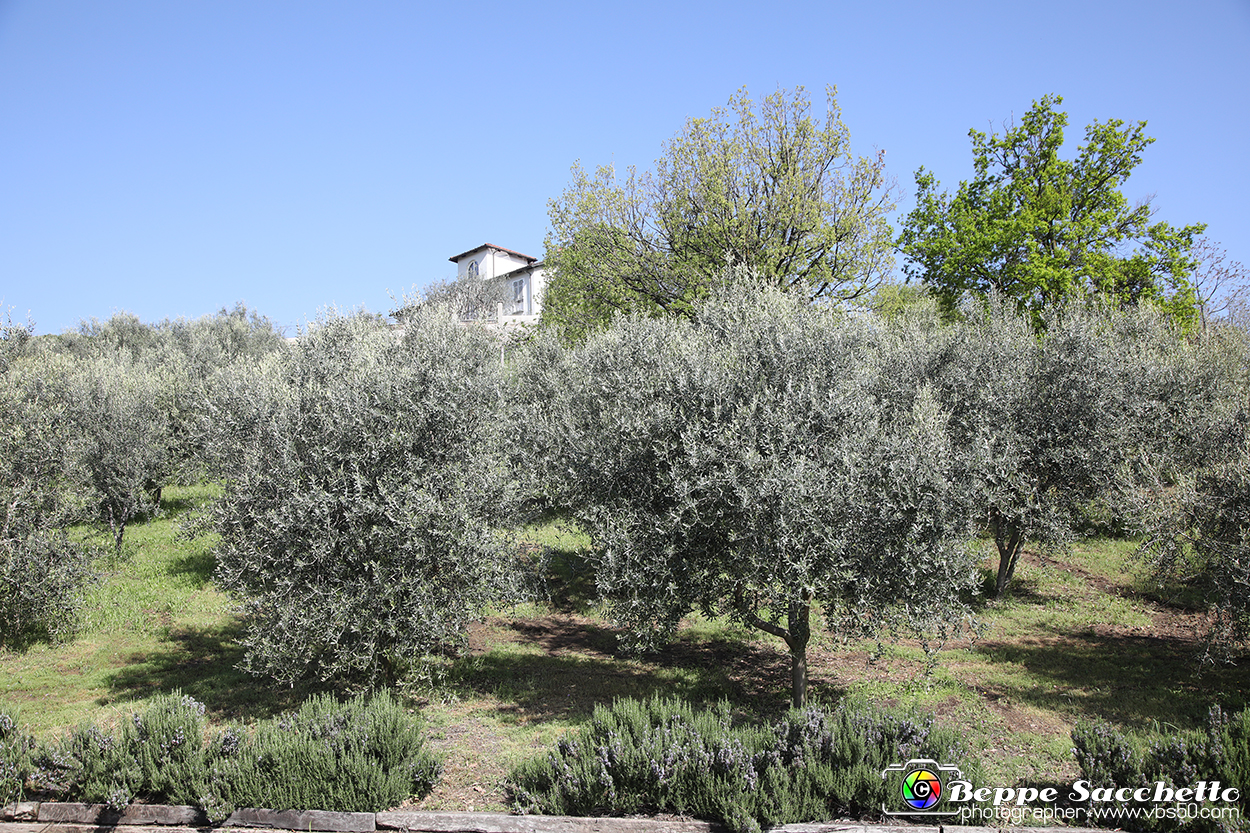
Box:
(1072, 706), (1250, 831)
(10, 691), (1248, 832)
(1, 689), (440, 821)
(506, 695), (982, 833)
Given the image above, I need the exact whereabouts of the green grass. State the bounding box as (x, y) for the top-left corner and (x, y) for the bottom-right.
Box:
(3, 502), (1248, 814)
(0, 484), (317, 734)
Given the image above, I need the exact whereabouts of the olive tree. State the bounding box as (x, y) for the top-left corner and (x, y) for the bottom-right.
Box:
(157, 305), (288, 483)
(61, 311), (163, 363)
(208, 307), (517, 686)
(393, 272), (511, 325)
(43, 307), (287, 498)
(1135, 411), (1250, 662)
(1130, 322), (1250, 661)
(66, 356), (172, 556)
(163, 303), (286, 368)
(919, 297), (1214, 598)
(522, 284), (978, 707)
(0, 308), (37, 374)
(0, 357), (95, 647)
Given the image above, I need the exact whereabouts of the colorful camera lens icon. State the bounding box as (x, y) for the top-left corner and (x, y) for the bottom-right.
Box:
(902, 767), (943, 809)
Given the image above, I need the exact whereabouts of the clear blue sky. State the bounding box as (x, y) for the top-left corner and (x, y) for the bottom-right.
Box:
(2, 0), (1247, 335)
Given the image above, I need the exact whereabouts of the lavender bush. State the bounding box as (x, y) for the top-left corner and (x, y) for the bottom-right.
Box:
(507, 695), (979, 833)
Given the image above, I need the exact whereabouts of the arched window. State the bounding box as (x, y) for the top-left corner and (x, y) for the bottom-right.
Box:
(467, 260), (479, 277)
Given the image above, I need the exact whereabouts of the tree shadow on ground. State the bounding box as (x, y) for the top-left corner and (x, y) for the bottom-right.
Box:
(450, 615), (841, 723)
(104, 621), (326, 722)
(158, 492), (201, 517)
(165, 547), (216, 586)
(972, 624), (1250, 730)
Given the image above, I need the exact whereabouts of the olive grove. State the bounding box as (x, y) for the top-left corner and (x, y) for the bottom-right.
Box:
(0, 306), (287, 647)
(4, 282), (1247, 687)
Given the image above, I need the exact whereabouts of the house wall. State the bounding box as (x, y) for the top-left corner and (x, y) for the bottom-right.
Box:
(454, 247), (531, 281)
(447, 245), (546, 323)
(500, 265), (548, 318)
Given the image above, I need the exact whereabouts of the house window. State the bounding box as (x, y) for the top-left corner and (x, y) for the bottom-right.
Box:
(513, 279), (526, 305)
(467, 260), (479, 277)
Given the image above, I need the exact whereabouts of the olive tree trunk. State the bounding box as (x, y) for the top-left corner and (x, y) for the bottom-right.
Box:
(991, 508), (1025, 598)
(743, 595), (812, 708)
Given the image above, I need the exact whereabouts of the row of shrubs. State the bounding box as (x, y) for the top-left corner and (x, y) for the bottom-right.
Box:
(1, 691), (977, 830)
(4, 691), (1246, 832)
(1072, 706), (1250, 832)
(0, 690), (441, 821)
(507, 694), (982, 833)
(511, 698), (1250, 833)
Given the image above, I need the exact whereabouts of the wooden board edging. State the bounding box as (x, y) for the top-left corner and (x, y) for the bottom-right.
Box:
(0, 804), (1120, 833)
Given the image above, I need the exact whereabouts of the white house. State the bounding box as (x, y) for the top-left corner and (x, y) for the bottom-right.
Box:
(448, 243), (546, 325)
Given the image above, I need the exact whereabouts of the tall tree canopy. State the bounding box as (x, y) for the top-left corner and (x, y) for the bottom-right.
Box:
(542, 86), (897, 343)
(897, 95), (1204, 326)
(523, 283), (978, 707)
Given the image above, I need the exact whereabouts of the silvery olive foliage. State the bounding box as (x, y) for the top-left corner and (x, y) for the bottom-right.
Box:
(916, 297), (1204, 598)
(65, 355), (173, 556)
(2, 306), (288, 566)
(0, 359), (95, 647)
(150, 304), (289, 483)
(1136, 407), (1250, 663)
(521, 282), (979, 707)
(209, 307), (517, 686)
(392, 271), (511, 325)
(52, 305), (287, 487)
(0, 309), (37, 374)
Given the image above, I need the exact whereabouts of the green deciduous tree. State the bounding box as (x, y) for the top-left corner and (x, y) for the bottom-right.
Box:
(542, 86), (896, 343)
(523, 282), (977, 707)
(898, 95), (1204, 327)
(208, 307), (517, 686)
